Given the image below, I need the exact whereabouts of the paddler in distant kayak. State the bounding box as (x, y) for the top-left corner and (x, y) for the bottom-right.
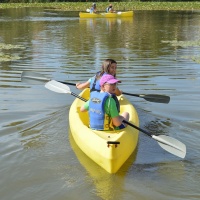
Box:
(80, 74), (129, 130)
(90, 3), (97, 13)
(106, 4), (115, 13)
(76, 59), (122, 96)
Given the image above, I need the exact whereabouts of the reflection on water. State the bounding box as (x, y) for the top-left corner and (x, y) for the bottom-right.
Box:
(79, 16), (134, 28)
(69, 131), (137, 200)
(0, 8), (200, 200)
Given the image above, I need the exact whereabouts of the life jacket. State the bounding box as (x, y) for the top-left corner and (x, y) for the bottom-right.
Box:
(90, 72), (108, 92)
(106, 6), (112, 13)
(90, 6), (95, 13)
(89, 91), (120, 130)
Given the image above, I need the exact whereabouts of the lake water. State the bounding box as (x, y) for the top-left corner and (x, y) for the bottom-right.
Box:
(0, 8), (200, 200)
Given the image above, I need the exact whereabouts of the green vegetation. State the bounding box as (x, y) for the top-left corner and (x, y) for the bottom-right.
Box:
(0, 43), (25, 62)
(162, 40), (200, 47)
(0, 2), (200, 11)
(162, 40), (200, 64)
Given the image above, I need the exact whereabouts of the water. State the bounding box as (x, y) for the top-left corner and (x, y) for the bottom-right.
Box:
(0, 8), (200, 200)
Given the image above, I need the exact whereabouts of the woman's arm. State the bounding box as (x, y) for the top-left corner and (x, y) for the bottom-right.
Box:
(76, 81), (90, 90)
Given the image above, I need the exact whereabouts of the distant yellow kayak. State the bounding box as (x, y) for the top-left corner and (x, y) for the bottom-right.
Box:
(79, 11), (134, 18)
(69, 88), (139, 173)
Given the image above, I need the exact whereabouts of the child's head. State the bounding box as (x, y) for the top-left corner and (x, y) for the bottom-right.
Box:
(101, 59), (117, 77)
(100, 74), (120, 93)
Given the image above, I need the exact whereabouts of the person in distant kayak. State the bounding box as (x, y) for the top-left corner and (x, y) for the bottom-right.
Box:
(76, 59), (122, 96)
(90, 3), (97, 13)
(106, 4), (115, 13)
(80, 74), (129, 130)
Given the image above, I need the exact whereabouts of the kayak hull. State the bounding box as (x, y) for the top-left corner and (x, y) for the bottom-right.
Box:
(79, 11), (134, 18)
(69, 88), (139, 173)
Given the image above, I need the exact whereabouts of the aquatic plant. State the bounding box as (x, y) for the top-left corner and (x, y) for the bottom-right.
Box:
(0, 53), (21, 62)
(0, 2), (200, 11)
(0, 43), (26, 50)
(0, 43), (25, 62)
(162, 40), (200, 64)
(162, 40), (200, 47)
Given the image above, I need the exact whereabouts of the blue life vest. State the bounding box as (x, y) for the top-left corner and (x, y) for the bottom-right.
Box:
(90, 72), (108, 92)
(89, 91), (120, 130)
(89, 91), (110, 130)
(90, 7), (95, 13)
(90, 76), (101, 92)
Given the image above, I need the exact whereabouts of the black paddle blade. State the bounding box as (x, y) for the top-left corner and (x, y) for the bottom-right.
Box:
(141, 94), (170, 104)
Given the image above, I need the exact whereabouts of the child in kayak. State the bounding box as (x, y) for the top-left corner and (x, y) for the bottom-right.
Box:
(80, 74), (129, 130)
(76, 59), (121, 96)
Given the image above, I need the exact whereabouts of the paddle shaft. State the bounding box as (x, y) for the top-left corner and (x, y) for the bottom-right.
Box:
(59, 81), (76, 86)
(71, 91), (87, 102)
(122, 92), (143, 98)
(123, 120), (152, 137)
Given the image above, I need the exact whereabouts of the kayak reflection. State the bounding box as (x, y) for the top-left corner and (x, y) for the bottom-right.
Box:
(69, 131), (138, 200)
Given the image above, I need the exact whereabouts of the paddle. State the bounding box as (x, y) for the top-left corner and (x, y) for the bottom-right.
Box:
(21, 71), (170, 104)
(122, 120), (186, 159)
(44, 80), (186, 159)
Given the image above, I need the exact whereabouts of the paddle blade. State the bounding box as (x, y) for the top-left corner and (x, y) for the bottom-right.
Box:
(21, 71), (50, 84)
(45, 80), (71, 94)
(152, 135), (186, 158)
(86, 9), (90, 12)
(141, 94), (170, 104)
(122, 92), (170, 104)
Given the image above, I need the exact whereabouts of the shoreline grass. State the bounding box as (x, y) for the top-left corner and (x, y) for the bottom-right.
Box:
(0, 2), (200, 11)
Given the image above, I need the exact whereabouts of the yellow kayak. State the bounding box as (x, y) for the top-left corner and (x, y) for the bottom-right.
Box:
(69, 88), (139, 173)
(79, 11), (134, 18)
